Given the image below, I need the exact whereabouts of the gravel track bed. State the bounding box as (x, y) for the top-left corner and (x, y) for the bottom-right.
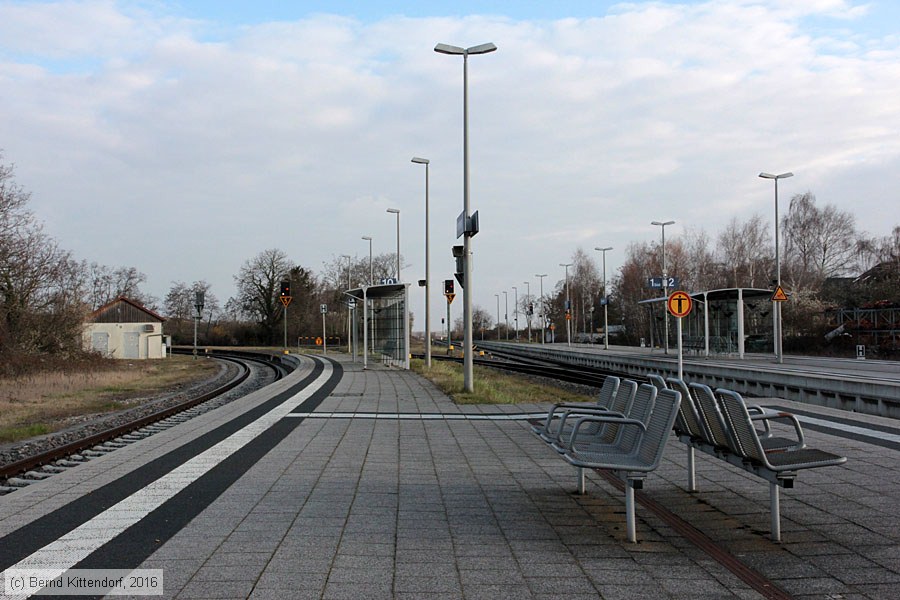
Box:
(0, 357), (276, 470)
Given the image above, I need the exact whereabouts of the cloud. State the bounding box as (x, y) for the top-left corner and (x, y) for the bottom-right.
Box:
(0, 0), (897, 322)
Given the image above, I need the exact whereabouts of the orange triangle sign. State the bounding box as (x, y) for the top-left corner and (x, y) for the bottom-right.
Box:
(446, 293), (456, 304)
(772, 286), (788, 302)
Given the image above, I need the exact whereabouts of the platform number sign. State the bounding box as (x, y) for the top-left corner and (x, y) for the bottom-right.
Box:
(320, 304), (328, 314)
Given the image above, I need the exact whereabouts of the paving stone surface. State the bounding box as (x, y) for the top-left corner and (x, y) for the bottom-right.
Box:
(2, 353), (898, 599)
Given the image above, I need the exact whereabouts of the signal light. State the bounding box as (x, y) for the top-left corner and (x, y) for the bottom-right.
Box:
(444, 279), (454, 295)
(280, 281), (291, 297)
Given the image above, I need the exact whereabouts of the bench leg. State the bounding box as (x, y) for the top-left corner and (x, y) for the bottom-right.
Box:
(770, 482), (781, 542)
(625, 482), (637, 543)
(576, 467), (586, 495)
(687, 446), (697, 492)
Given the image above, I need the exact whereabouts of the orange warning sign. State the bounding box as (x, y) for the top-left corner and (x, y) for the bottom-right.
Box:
(280, 296), (292, 307)
(315, 337), (323, 346)
(445, 293), (456, 304)
(772, 286), (788, 302)
(667, 291), (693, 318)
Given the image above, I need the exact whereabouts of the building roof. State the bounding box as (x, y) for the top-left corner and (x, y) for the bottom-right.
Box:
(88, 296), (166, 324)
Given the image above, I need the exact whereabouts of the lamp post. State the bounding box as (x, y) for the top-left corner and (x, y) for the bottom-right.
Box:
(759, 171), (793, 364)
(386, 208), (401, 282)
(595, 246), (613, 350)
(495, 293), (501, 340)
(560, 263), (573, 346)
(536, 274), (547, 344)
(361, 236), (373, 285)
(502, 291), (509, 340)
(342, 254), (351, 353)
(512, 285), (519, 340)
(523, 281), (531, 342)
(434, 41), (497, 393)
(412, 157), (431, 367)
(651, 221), (675, 354)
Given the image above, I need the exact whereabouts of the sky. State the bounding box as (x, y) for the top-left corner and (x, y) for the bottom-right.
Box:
(1, 0), (899, 331)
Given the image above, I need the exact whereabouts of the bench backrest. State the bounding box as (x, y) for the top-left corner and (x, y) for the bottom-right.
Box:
(688, 382), (734, 449)
(597, 375), (621, 410)
(635, 388), (682, 469)
(646, 374), (667, 393)
(666, 378), (708, 440)
(594, 379), (639, 444)
(616, 383), (657, 453)
(715, 389), (766, 462)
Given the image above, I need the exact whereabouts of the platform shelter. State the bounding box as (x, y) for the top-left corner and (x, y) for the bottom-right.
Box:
(640, 288), (776, 359)
(345, 283), (410, 370)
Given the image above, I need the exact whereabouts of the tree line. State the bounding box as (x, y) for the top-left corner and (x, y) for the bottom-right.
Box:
(3, 152), (898, 360)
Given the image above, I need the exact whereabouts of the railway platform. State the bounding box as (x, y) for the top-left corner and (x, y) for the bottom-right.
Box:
(1, 353), (898, 599)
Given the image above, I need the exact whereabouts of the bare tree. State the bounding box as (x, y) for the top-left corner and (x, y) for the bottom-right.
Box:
(782, 192), (858, 289)
(716, 215), (771, 288)
(232, 248), (294, 344)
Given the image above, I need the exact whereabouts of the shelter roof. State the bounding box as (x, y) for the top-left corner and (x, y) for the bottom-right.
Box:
(345, 283), (408, 300)
(88, 296), (166, 323)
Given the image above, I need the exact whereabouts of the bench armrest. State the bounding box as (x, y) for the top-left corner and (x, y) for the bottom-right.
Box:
(750, 411), (805, 447)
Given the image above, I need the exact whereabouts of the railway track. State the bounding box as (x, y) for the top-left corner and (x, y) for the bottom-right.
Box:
(0, 350), (290, 494)
(413, 349), (628, 388)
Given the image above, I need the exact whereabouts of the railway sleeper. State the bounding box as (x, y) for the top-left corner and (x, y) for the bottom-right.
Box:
(40, 465), (68, 474)
(23, 471), (53, 480)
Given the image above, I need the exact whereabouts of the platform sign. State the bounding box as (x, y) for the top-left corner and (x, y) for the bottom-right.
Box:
(320, 303), (328, 314)
(280, 296), (292, 308)
(772, 286), (788, 302)
(667, 291), (693, 318)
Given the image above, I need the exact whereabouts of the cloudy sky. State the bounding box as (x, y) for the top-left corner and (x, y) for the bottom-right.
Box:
(2, 0), (898, 329)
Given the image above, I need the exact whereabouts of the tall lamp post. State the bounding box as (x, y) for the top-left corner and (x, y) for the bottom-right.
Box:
(341, 254), (351, 353)
(536, 274), (547, 344)
(495, 294), (501, 340)
(435, 41), (497, 393)
(560, 263), (573, 346)
(523, 281), (531, 342)
(386, 208), (401, 281)
(193, 290), (204, 359)
(361, 236), (373, 285)
(759, 171), (793, 364)
(512, 286), (519, 340)
(651, 221), (675, 354)
(595, 246), (613, 350)
(412, 157), (431, 367)
(502, 291), (509, 340)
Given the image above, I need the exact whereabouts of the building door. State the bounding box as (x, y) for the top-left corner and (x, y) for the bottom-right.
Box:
(91, 332), (109, 356)
(124, 332), (140, 359)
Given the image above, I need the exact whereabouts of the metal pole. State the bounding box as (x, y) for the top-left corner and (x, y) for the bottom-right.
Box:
(524, 281), (531, 342)
(677, 316), (683, 380)
(495, 294), (500, 340)
(362, 287), (368, 370)
(283, 304), (288, 351)
(513, 286), (518, 340)
(343, 255), (351, 354)
(774, 178), (782, 365)
(461, 51), (474, 392)
(322, 311), (327, 356)
(536, 274), (547, 344)
(447, 299), (451, 353)
(411, 159), (432, 367)
(193, 316), (198, 359)
(603, 251), (609, 350)
(662, 226), (668, 355)
(503, 291), (509, 340)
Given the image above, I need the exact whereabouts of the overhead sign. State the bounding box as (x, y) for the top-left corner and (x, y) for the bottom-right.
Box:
(445, 293), (456, 304)
(772, 286), (788, 302)
(667, 291), (693, 318)
(380, 277), (398, 285)
(280, 296), (292, 308)
(648, 276), (679, 289)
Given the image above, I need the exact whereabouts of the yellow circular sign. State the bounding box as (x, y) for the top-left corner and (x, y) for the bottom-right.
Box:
(315, 337), (323, 346)
(667, 291), (693, 318)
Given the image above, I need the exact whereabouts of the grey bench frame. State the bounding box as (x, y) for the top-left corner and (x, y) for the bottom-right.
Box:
(669, 379), (846, 541)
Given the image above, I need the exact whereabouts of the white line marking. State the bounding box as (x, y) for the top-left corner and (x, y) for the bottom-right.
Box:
(1, 361), (333, 600)
(285, 412), (548, 421)
(794, 414), (900, 444)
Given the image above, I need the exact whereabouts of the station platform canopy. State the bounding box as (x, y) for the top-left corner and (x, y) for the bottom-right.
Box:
(639, 287), (776, 358)
(345, 283), (410, 370)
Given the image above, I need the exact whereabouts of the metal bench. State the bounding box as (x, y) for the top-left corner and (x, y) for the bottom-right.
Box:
(671, 380), (845, 541)
(560, 388), (682, 542)
(533, 378), (636, 446)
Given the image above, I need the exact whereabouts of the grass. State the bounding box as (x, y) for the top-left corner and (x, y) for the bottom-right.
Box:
(410, 357), (596, 405)
(0, 356), (220, 444)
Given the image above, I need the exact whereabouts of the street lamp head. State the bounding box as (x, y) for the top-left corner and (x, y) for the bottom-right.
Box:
(595, 246), (613, 252)
(386, 208), (400, 214)
(435, 42), (497, 56)
(651, 220), (675, 227)
(411, 157), (429, 165)
(536, 273), (547, 277)
(759, 171), (793, 180)
(361, 235), (372, 241)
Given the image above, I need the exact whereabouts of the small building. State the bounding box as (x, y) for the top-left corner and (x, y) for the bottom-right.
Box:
(83, 296), (167, 359)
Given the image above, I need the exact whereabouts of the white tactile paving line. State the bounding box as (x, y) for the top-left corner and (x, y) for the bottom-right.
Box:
(793, 414), (900, 444)
(0, 361), (332, 600)
(285, 411), (549, 420)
